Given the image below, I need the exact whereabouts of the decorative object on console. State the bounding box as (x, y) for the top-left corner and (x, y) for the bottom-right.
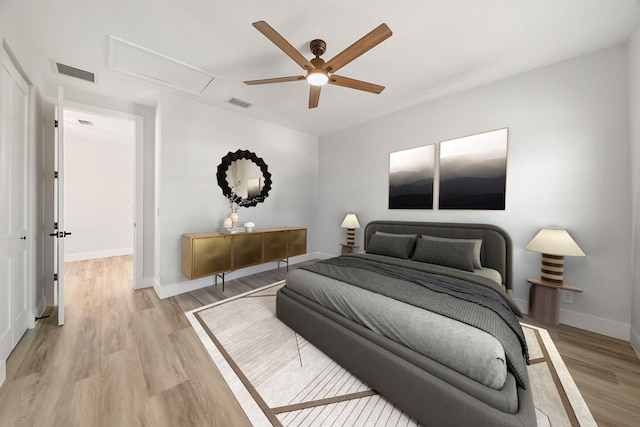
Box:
(230, 212), (239, 228)
(439, 128), (508, 210)
(244, 222), (255, 232)
(223, 217), (232, 229)
(341, 213), (360, 247)
(218, 227), (246, 234)
(217, 149), (272, 208)
(525, 228), (585, 284)
(388, 144), (435, 209)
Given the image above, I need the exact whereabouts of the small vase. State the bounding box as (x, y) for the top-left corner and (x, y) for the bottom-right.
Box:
(230, 212), (238, 228)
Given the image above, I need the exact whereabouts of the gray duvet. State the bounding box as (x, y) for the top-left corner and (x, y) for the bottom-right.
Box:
(285, 253), (528, 390)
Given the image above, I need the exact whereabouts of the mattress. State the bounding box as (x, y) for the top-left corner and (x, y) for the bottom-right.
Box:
(286, 267), (508, 389)
(286, 252), (528, 388)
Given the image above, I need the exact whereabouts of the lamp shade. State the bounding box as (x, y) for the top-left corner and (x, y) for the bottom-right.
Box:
(341, 214), (360, 229)
(525, 229), (585, 256)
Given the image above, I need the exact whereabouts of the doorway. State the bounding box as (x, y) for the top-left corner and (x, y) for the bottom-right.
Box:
(60, 103), (143, 295)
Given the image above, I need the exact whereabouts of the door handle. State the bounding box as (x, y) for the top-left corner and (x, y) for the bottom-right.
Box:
(20, 236), (26, 240)
(49, 231), (73, 238)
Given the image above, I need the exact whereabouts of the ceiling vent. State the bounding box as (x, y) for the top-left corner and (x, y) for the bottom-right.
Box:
(55, 62), (96, 83)
(226, 97), (253, 109)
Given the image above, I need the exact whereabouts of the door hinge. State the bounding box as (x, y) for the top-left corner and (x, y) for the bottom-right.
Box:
(53, 273), (58, 281)
(54, 119), (58, 128)
(54, 222), (58, 230)
(54, 171), (59, 179)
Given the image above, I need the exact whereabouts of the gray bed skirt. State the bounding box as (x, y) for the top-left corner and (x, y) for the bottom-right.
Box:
(276, 286), (537, 427)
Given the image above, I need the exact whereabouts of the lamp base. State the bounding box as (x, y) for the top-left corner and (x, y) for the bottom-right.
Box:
(346, 228), (355, 245)
(540, 254), (564, 284)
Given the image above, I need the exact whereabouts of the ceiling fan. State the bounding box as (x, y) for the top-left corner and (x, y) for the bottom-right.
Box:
(244, 21), (393, 109)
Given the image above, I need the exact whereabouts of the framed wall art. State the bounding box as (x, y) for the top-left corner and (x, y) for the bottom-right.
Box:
(388, 144), (435, 209)
(439, 128), (508, 210)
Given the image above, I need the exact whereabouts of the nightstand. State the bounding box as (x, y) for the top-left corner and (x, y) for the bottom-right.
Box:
(340, 244), (359, 255)
(527, 278), (582, 325)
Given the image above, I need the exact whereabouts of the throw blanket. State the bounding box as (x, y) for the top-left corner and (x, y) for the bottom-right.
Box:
(302, 254), (529, 389)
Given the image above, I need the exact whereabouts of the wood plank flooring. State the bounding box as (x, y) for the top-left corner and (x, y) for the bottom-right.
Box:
(524, 317), (640, 426)
(0, 255), (638, 426)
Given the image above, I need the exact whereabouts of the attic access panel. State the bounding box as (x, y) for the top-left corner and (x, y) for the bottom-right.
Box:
(107, 35), (217, 95)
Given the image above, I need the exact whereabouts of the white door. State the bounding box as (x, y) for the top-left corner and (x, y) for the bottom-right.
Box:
(0, 48), (30, 361)
(53, 87), (67, 326)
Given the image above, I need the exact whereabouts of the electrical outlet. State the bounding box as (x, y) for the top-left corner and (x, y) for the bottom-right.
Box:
(67, 244), (75, 252)
(562, 290), (573, 304)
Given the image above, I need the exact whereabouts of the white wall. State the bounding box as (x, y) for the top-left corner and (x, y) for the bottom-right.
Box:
(319, 45), (632, 340)
(629, 26), (640, 356)
(156, 93), (319, 298)
(63, 116), (134, 261)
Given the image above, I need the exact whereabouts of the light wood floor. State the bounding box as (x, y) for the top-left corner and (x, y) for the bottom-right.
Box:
(0, 256), (638, 426)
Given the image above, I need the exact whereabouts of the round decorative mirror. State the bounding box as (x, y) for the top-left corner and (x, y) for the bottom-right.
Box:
(216, 150), (272, 207)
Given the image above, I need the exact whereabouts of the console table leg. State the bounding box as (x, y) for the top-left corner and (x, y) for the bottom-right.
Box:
(278, 258), (289, 272)
(214, 272), (226, 292)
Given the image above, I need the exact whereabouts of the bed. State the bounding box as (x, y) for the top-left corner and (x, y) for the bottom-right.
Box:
(276, 220), (536, 427)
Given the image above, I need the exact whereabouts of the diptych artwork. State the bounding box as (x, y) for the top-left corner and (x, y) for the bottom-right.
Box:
(388, 144), (435, 209)
(387, 129), (508, 211)
(439, 128), (508, 210)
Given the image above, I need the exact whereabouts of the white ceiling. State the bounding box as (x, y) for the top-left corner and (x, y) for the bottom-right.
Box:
(7, 0), (640, 136)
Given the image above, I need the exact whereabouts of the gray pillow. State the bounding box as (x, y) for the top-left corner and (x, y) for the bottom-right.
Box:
(375, 232), (418, 256)
(375, 231), (418, 238)
(421, 235), (482, 269)
(366, 234), (416, 259)
(412, 237), (476, 271)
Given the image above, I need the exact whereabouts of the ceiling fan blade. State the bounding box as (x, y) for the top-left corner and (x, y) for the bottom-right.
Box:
(244, 75), (306, 85)
(324, 23), (392, 73)
(309, 85), (321, 109)
(329, 75), (385, 94)
(252, 21), (315, 71)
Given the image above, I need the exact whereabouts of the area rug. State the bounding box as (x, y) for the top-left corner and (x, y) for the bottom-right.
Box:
(186, 281), (597, 426)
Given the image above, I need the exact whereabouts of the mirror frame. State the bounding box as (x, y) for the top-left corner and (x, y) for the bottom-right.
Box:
(216, 149), (272, 207)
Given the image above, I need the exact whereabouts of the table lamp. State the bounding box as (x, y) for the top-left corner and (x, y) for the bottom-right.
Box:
(341, 214), (360, 246)
(525, 228), (585, 284)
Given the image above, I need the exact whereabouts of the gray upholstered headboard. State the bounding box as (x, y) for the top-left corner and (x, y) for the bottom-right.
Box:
(364, 221), (513, 291)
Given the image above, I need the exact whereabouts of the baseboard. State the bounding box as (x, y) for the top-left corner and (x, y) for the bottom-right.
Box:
(64, 248), (133, 262)
(559, 308), (630, 341)
(151, 276), (162, 299)
(155, 252), (319, 299)
(317, 251), (335, 260)
(134, 275), (155, 290)
(514, 298), (631, 341)
(514, 297), (527, 315)
(0, 359), (5, 389)
(35, 295), (46, 322)
(631, 325), (640, 359)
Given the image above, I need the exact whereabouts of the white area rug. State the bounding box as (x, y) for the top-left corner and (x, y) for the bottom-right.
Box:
(186, 281), (597, 426)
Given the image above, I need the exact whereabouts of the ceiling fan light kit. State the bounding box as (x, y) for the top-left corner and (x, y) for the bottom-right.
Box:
(244, 21), (392, 108)
(306, 71), (328, 86)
